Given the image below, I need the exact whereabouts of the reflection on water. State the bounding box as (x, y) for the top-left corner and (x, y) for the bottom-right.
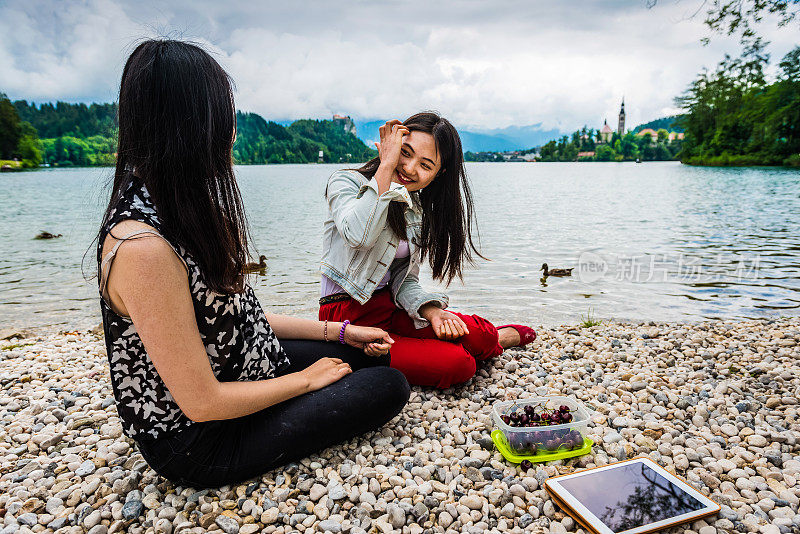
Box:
(1, 162), (799, 331)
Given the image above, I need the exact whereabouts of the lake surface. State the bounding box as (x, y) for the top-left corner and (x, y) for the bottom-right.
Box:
(1, 162), (799, 332)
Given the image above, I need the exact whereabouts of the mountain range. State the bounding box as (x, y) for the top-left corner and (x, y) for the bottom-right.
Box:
(351, 118), (683, 152)
(353, 120), (562, 153)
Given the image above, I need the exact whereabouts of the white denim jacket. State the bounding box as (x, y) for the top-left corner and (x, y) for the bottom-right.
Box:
(320, 170), (449, 328)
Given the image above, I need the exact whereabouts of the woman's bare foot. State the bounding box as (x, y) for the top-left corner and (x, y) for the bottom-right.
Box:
(498, 327), (521, 349)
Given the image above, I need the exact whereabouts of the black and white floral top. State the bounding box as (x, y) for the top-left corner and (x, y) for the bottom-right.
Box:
(97, 178), (289, 440)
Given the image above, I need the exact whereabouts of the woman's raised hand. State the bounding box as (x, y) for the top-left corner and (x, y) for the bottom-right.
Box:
(300, 358), (352, 391)
(343, 324), (394, 357)
(420, 305), (470, 341)
(375, 120), (409, 170)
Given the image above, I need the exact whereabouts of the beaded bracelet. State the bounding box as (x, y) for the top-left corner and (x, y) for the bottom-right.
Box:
(323, 320), (329, 342)
(339, 320), (350, 344)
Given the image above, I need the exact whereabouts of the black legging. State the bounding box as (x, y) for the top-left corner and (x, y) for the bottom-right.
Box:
(135, 341), (410, 487)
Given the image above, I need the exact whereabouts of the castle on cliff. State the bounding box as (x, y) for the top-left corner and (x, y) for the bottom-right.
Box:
(332, 114), (357, 136)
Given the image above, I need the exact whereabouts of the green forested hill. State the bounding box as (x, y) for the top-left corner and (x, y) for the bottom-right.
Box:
(233, 113), (375, 164)
(0, 97), (375, 167)
(14, 101), (118, 138)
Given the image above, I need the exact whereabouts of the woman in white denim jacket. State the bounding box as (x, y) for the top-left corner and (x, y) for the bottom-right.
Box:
(319, 112), (537, 388)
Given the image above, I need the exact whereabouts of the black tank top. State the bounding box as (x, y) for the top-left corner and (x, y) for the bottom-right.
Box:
(97, 179), (289, 440)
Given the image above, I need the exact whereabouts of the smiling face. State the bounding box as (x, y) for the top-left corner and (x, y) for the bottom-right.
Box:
(393, 130), (442, 192)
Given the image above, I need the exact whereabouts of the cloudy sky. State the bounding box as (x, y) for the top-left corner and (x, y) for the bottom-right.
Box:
(0, 0), (797, 134)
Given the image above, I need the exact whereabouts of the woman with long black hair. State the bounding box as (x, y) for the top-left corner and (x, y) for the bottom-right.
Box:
(320, 114), (537, 388)
(97, 39), (409, 488)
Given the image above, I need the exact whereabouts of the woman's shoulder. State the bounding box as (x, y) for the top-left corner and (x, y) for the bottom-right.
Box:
(101, 220), (185, 272)
(100, 219), (188, 318)
(102, 219), (159, 253)
(326, 169), (371, 200)
(328, 169), (367, 185)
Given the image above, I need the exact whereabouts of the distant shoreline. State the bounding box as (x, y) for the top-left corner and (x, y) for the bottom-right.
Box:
(6, 159), (800, 171)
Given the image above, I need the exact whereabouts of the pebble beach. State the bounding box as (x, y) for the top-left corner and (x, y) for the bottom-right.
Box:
(1, 318), (798, 534)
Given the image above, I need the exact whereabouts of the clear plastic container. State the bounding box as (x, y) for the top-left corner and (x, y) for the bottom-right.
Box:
(492, 396), (591, 456)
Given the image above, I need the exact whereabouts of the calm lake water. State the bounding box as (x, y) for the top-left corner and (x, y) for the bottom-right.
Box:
(1, 162), (799, 332)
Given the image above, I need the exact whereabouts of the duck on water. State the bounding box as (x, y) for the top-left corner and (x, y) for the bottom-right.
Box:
(243, 255), (267, 273)
(541, 263), (573, 277)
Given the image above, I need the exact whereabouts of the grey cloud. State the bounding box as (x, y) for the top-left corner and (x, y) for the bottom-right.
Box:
(0, 0), (796, 132)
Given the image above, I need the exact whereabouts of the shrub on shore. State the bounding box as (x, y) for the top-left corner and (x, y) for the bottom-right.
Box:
(0, 93), (42, 168)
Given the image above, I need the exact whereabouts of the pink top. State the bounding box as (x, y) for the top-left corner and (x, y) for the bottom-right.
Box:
(321, 240), (410, 297)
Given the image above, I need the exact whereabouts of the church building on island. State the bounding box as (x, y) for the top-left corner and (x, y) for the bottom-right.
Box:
(598, 99), (625, 144)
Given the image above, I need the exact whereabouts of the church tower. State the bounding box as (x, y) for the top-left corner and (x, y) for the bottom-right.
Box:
(617, 98), (626, 135)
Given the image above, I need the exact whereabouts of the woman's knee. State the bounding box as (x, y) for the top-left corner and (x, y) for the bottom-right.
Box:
(435, 350), (477, 388)
(367, 367), (410, 416)
(462, 326), (501, 360)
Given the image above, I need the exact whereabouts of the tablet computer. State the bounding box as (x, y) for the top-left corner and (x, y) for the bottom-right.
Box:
(544, 457), (720, 534)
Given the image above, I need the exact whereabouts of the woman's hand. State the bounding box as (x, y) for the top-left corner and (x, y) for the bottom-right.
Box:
(375, 120), (409, 172)
(343, 324), (394, 357)
(363, 342), (389, 357)
(300, 358), (352, 391)
(420, 304), (470, 341)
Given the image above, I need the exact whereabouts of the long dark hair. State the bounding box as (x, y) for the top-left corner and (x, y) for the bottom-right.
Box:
(100, 39), (250, 294)
(356, 112), (483, 284)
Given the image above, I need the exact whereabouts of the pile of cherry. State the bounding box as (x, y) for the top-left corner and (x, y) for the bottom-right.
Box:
(500, 403), (585, 455)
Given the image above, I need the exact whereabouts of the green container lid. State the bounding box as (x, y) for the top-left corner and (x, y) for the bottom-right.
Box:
(491, 429), (593, 464)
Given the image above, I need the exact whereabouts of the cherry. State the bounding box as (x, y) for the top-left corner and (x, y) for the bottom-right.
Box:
(520, 459), (533, 470)
(560, 405), (570, 413)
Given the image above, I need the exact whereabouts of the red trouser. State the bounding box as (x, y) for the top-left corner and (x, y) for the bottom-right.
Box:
(319, 288), (503, 388)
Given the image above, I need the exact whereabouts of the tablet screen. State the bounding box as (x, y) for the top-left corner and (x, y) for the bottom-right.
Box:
(556, 461), (705, 532)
